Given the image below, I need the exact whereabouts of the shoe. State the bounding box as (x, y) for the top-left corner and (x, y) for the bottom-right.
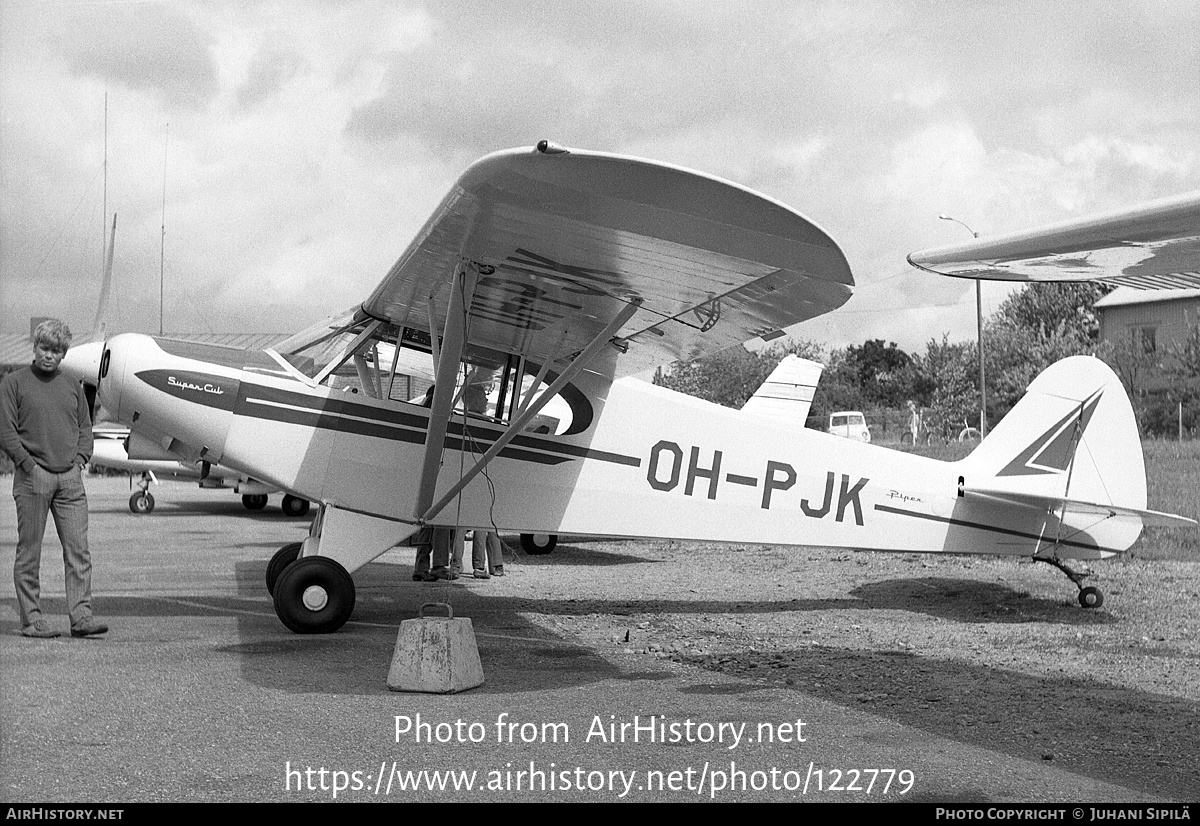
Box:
(22, 620), (59, 638)
(473, 569), (491, 579)
(491, 566), (505, 577)
(70, 617), (108, 637)
(430, 569), (458, 581)
(413, 572), (437, 582)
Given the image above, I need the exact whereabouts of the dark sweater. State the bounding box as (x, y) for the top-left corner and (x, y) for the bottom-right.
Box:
(0, 365), (93, 473)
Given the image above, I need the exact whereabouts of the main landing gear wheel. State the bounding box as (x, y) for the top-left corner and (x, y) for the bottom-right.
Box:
(265, 541), (303, 596)
(272, 556), (355, 634)
(281, 494), (310, 518)
(242, 493), (269, 511)
(520, 533), (558, 555)
(129, 491), (155, 514)
(1078, 586), (1104, 609)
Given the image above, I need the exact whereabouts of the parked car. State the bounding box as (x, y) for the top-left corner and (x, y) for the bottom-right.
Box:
(828, 411), (871, 442)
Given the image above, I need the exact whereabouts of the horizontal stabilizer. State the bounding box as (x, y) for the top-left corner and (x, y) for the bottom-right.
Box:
(963, 488), (1197, 529)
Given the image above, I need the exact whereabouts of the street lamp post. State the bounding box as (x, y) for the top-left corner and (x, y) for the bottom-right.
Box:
(938, 214), (987, 438)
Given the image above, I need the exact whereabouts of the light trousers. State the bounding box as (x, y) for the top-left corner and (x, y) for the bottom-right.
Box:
(12, 465), (93, 627)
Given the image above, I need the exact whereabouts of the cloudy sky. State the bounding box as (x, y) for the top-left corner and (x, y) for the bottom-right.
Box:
(2, 0), (1197, 356)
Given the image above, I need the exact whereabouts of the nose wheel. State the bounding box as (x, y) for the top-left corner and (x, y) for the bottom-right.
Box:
(128, 471), (155, 513)
(272, 556), (355, 633)
(129, 491), (155, 513)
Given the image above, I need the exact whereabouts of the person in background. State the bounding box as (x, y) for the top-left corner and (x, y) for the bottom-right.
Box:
(461, 368), (504, 579)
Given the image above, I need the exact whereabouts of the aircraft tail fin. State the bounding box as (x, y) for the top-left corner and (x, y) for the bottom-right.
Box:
(93, 212), (117, 340)
(959, 355), (1193, 551)
(741, 354), (824, 426)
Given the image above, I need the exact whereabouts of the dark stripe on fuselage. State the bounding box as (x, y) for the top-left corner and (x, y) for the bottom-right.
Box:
(874, 503), (1103, 552)
(238, 381), (640, 468)
(135, 368), (640, 468)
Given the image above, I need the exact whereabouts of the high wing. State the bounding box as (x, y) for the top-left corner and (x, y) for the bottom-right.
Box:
(363, 143), (853, 376)
(907, 190), (1200, 289)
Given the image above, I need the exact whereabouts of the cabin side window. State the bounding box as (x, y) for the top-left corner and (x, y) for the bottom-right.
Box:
(270, 310), (575, 433)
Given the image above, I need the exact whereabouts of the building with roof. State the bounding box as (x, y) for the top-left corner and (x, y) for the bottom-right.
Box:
(1094, 287), (1200, 357)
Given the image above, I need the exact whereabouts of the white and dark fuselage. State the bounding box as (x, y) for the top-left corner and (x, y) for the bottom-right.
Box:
(98, 332), (1132, 576)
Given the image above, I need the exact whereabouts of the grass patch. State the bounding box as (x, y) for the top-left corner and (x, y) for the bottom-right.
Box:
(1138, 440), (1200, 561)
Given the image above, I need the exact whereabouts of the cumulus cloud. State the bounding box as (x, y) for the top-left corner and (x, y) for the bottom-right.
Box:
(3, 1), (1199, 352)
(236, 46), (305, 111)
(56, 3), (218, 110)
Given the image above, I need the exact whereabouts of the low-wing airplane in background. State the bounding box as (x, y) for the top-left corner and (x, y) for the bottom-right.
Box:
(90, 423), (311, 516)
(75, 142), (1196, 634)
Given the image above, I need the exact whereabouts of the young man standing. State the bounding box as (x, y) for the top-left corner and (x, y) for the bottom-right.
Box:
(0, 319), (106, 638)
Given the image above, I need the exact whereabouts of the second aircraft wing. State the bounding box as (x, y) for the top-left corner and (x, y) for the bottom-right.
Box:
(907, 190), (1200, 289)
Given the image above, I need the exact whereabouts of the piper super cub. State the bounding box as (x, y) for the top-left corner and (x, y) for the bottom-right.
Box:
(84, 142), (1197, 633)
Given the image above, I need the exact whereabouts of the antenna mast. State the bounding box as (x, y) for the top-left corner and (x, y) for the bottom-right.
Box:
(102, 92), (107, 260)
(160, 123), (168, 336)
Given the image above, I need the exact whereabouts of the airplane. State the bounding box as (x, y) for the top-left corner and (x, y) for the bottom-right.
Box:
(75, 142), (1196, 634)
(89, 422), (312, 516)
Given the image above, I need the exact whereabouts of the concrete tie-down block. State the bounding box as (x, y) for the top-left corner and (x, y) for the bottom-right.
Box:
(387, 602), (484, 693)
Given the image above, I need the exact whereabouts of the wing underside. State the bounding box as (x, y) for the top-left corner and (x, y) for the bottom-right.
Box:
(907, 191), (1200, 289)
(363, 145), (854, 375)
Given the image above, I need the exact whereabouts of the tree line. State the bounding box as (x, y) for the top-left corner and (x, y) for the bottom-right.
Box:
(655, 283), (1200, 440)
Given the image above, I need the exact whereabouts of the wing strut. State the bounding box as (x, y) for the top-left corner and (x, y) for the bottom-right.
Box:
(414, 263), (479, 519)
(420, 298), (643, 524)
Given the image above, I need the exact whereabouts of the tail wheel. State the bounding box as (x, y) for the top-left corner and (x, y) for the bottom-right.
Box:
(273, 557), (355, 634)
(520, 533), (558, 555)
(1078, 586), (1104, 609)
(242, 493), (269, 511)
(129, 491), (155, 514)
(265, 541), (303, 595)
(281, 494), (310, 518)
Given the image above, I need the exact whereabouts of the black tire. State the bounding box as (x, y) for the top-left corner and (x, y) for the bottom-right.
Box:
(265, 541), (303, 596)
(242, 493), (269, 511)
(520, 533), (558, 555)
(129, 491), (155, 514)
(281, 494), (310, 518)
(958, 427), (981, 442)
(272, 556), (355, 634)
(1078, 586), (1104, 609)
